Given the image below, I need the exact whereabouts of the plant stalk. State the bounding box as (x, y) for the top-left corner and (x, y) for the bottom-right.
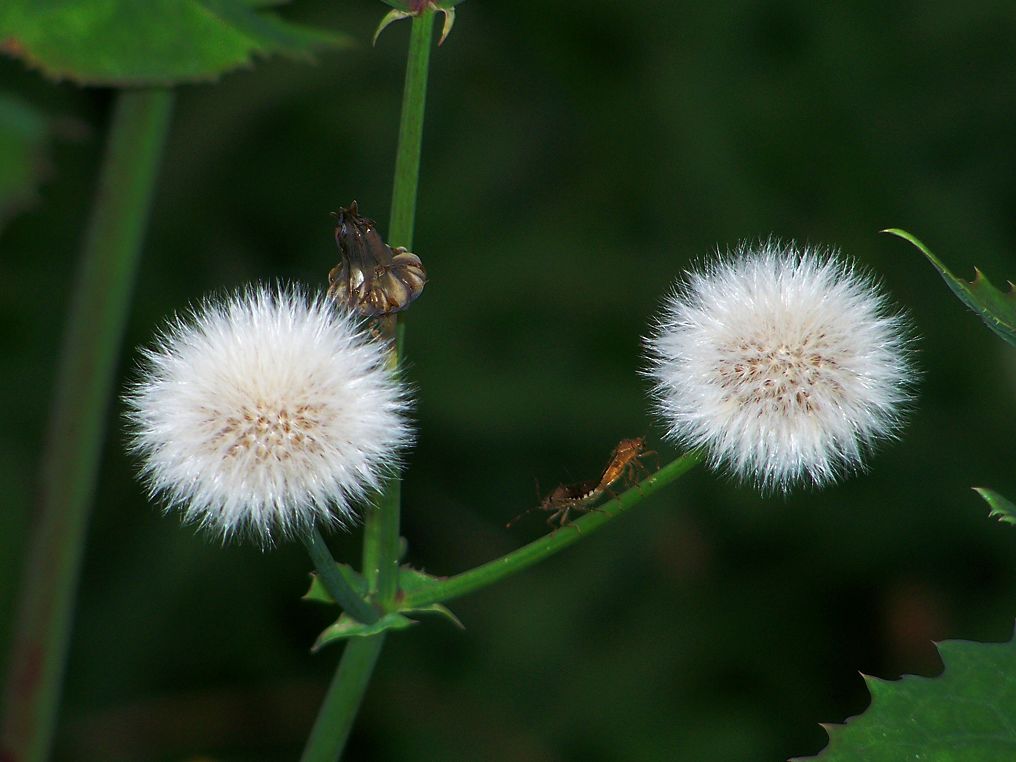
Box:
(302, 528), (379, 624)
(299, 635), (386, 762)
(0, 88), (174, 762)
(403, 450), (705, 608)
(303, 10), (436, 762)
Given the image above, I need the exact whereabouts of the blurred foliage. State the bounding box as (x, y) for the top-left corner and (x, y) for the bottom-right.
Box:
(3, 0), (1016, 760)
(0, 0), (351, 86)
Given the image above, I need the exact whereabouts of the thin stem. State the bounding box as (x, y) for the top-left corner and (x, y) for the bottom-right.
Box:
(403, 450), (705, 609)
(1, 88), (174, 762)
(299, 635), (386, 762)
(302, 528), (379, 625)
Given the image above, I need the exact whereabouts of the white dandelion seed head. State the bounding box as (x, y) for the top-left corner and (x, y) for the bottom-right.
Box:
(644, 240), (915, 492)
(124, 284), (413, 545)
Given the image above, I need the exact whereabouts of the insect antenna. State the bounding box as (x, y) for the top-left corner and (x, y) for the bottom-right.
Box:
(505, 477), (543, 528)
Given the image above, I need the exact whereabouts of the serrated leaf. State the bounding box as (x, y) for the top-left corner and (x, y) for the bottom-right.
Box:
(305, 564), (462, 643)
(974, 487), (1016, 527)
(312, 612), (415, 651)
(0, 0), (352, 87)
(0, 93), (50, 230)
(302, 563), (367, 604)
(797, 628), (1016, 760)
(885, 228), (1016, 348)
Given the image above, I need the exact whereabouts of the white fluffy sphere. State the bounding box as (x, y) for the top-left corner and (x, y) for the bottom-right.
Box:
(645, 241), (914, 491)
(125, 285), (413, 543)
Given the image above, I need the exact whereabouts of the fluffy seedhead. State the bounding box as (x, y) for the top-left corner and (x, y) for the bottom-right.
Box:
(124, 284), (413, 544)
(645, 240), (915, 491)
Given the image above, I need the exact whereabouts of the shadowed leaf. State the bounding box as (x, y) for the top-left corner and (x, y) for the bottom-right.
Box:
(974, 487), (1016, 527)
(796, 629), (1016, 760)
(885, 228), (1016, 348)
(303, 563), (368, 603)
(305, 564), (462, 644)
(0, 0), (351, 86)
(312, 612), (415, 650)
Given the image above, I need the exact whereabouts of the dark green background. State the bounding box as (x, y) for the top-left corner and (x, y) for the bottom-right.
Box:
(4, 1), (1016, 759)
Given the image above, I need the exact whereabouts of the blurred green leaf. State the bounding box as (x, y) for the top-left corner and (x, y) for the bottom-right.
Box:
(974, 487), (1016, 527)
(0, 0), (352, 87)
(885, 228), (1016, 348)
(380, 1), (467, 9)
(800, 630), (1016, 760)
(0, 93), (50, 229)
(312, 612), (415, 651)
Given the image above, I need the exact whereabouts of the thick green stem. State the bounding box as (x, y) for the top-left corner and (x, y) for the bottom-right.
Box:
(387, 10), (434, 251)
(305, 11), (436, 762)
(363, 10), (435, 609)
(0, 88), (174, 762)
(299, 635), (386, 762)
(403, 450), (705, 609)
(302, 528), (379, 624)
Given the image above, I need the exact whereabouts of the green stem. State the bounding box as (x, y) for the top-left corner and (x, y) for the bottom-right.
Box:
(403, 450), (705, 609)
(387, 10), (434, 251)
(364, 8), (434, 612)
(0, 88), (174, 762)
(304, 11), (437, 762)
(299, 635), (386, 762)
(365, 10), (435, 606)
(302, 528), (379, 624)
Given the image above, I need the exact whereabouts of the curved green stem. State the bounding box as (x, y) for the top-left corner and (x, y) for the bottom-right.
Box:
(403, 450), (705, 609)
(302, 528), (379, 624)
(0, 88), (174, 762)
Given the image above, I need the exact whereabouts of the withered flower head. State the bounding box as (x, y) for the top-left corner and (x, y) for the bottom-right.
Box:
(327, 201), (427, 318)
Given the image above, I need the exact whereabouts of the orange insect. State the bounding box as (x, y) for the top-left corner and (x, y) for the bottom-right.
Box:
(596, 437), (656, 495)
(507, 437), (657, 530)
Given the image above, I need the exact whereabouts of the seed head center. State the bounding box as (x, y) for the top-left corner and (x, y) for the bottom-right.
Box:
(217, 400), (324, 461)
(717, 335), (838, 414)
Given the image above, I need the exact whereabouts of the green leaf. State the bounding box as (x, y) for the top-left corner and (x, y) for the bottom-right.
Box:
(0, 0), (352, 87)
(312, 612), (415, 651)
(885, 228), (1016, 348)
(303, 563), (367, 604)
(798, 629), (1016, 760)
(0, 93), (50, 230)
(306, 564), (462, 648)
(400, 603), (465, 629)
(974, 487), (1016, 527)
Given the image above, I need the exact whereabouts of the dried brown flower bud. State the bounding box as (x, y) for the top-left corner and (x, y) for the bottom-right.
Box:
(327, 202), (427, 317)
